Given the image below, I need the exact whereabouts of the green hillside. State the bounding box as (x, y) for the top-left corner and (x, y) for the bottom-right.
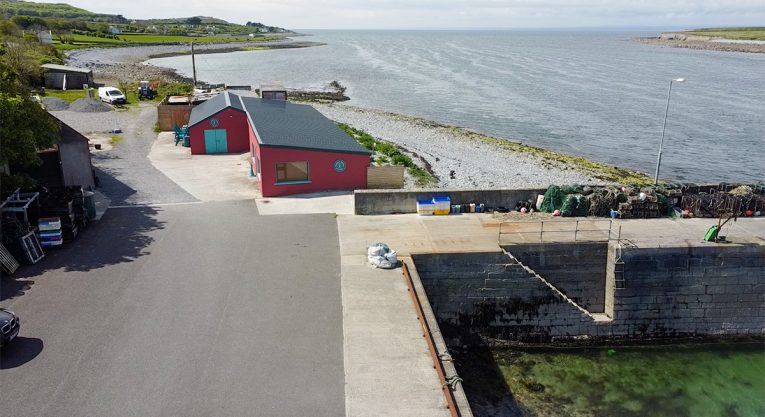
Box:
(0, 0), (289, 50)
(0, 0), (125, 22)
(686, 27), (765, 40)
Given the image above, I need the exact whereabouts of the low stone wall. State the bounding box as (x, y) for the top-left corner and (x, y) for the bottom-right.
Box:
(412, 243), (765, 342)
(354, 188), (546, 215)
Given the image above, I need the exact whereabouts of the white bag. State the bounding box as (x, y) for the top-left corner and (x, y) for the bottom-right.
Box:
(367, 243), (397, 269)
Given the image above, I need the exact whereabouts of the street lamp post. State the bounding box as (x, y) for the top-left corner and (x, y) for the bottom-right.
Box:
(654, 78), (685, 185)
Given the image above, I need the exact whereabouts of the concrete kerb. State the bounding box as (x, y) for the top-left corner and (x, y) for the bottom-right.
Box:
(405, 257), (475, 417)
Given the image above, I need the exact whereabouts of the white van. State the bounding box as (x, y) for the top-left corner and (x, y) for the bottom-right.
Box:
(98, 87), (126, 104)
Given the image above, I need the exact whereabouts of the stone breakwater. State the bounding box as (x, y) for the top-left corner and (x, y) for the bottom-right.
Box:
(637, 33), (765, 54)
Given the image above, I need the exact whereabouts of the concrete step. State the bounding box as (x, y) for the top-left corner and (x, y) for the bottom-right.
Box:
(501, 247), (599, 321)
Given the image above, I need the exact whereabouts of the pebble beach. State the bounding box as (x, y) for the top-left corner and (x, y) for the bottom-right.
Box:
(66, 43), (637, 189)
(313, 103), (605, 189)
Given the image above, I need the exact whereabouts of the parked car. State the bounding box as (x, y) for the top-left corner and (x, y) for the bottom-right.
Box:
(0, 308), (20, 347)
(98, 86), (126, 105)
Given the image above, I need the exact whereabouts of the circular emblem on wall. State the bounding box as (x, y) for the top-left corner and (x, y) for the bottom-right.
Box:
(333, 159), (347, 173)
(210, 118), (220, 128)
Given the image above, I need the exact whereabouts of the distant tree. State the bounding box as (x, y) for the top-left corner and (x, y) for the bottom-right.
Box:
(186, 17), (202, 26)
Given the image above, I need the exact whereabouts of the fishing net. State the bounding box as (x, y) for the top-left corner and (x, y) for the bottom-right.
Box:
(541, 185), (565, 213)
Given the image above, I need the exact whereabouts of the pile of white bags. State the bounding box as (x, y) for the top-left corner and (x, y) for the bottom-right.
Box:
(367, 242), (398, 269)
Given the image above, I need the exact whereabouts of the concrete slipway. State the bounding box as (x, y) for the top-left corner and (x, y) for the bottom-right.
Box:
(147, 133), (764, 416)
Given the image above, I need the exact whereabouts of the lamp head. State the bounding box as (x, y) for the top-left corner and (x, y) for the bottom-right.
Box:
(673, 78), (686, 82)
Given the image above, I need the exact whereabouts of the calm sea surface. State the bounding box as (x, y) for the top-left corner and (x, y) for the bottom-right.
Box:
(147, 30), (765, 183)
(480, 343), (765, 417)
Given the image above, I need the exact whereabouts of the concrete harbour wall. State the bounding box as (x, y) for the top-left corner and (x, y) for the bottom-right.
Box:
(412, 243), (765, 342)
(354, 188), (546, 215)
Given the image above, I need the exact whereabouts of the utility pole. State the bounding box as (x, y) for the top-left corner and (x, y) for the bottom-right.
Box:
(654, 78), (686, 185)
(191, 41), (197, 88)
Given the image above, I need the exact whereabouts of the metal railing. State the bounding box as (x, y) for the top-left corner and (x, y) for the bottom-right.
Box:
(498, 219), (619, 245)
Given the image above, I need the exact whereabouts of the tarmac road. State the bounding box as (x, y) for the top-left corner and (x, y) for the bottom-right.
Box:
(0, 200), (345, 417)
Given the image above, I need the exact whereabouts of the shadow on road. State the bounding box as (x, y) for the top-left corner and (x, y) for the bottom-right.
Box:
(2, 165), (167, 301)
(0, 337), (44, 369)
(92, 165), (137, 206)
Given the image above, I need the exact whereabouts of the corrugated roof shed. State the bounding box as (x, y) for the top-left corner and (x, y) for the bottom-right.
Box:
(187, 91), (245, 127)
(40, 63), (93, 74)
(240, 96), (370, 155)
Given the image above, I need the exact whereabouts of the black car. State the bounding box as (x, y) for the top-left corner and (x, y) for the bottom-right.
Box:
(0, 308), (20, 347)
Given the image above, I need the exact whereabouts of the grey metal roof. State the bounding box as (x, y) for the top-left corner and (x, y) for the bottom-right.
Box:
(40, 63), (92, 74)
(239, 96), (370, 155)
(187, 91), (245, 127)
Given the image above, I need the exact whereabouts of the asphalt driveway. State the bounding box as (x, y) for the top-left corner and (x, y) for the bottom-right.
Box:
(0, 200), (344, 417)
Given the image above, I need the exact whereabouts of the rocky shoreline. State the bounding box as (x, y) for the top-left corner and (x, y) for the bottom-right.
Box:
(636, 33), (765, 54)
(311, 103), (649, 189)
(66, 39), (324, 85)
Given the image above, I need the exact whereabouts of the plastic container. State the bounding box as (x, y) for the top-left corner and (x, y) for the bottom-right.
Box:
(417, 199), (435, 215)
(38, 217), (61, 231)
(433, 196), (451, 215)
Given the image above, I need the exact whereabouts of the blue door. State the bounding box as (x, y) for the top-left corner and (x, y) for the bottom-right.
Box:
(204, 129), (228, 154)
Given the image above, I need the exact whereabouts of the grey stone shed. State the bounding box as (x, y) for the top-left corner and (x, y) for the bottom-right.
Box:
(41, 64), (95, 90)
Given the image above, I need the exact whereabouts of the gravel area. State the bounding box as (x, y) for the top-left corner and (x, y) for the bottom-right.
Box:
(51, 104), (197, 205)
(69, 98), (112, 112)
(313, 103), (604, 189)
(41, 97), (69, 111)
(49, 108), (131, 133)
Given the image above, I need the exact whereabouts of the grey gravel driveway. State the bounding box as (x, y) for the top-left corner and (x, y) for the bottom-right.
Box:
(51, 104), (198, 206)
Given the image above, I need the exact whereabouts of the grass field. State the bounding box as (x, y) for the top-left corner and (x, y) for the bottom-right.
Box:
(53, 33), (284, 51)
(686, 27), (765, 40)
(43, 89), (88, 103)
(119, 34), (252, 43)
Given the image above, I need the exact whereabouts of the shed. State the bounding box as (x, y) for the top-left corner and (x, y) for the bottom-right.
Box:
(260, 83), (287, 101)
(41, 64), (94, 90)
(241, 96), (371, 197)
(13, 114), (95, 189)
(187, 91), (249, 155)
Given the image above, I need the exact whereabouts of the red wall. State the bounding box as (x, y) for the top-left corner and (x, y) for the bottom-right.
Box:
(189, 108), (249, 155)
(248, 124), (369, 197)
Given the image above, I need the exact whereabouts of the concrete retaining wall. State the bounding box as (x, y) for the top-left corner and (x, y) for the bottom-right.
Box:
(354, 188), (546, 215)
(413, 243), (765, 342)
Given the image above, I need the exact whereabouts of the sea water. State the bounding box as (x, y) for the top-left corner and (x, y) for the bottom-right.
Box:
(147, 30), (765, 183)
(465, 343), (765, 417)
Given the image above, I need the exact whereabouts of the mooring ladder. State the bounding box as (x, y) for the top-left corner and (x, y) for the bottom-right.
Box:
(500, 247), (608, 321)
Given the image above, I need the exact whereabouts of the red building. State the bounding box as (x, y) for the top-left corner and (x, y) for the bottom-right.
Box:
(187, 92), (249, 154)
(187, 92), (371, 197)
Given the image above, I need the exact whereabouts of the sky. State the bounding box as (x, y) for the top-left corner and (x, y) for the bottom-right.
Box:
(36, 0), (765, 30)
